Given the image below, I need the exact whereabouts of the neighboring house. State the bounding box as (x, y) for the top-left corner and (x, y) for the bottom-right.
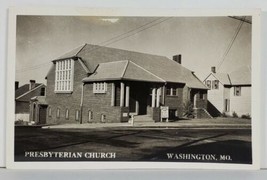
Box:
(203, 66), (251, 117)
(15, 80), (46, 122)
(42, 44), (210, 125)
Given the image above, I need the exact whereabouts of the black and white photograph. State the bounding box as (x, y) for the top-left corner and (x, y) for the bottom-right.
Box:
(6, 8), (261, 169)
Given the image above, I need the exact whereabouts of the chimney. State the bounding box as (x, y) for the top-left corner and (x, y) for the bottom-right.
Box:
(15, 81), (19, 90)
(211, 66), (216, 73)
(173, 54), (182, 64)
(29, 80), (36, 90)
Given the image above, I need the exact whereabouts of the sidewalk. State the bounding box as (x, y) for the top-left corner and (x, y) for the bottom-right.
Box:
(42, 117), (251, 129)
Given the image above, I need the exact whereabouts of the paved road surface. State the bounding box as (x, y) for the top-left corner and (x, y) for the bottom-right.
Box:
(15, 127), (251, 164)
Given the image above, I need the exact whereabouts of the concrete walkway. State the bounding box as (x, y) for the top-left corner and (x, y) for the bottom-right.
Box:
(42, 117), (251, 129)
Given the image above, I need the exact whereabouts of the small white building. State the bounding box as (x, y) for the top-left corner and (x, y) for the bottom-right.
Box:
(203, 66), (251, 117)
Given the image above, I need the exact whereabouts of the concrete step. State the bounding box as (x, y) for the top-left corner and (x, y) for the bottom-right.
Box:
(133, 115), (154, 122)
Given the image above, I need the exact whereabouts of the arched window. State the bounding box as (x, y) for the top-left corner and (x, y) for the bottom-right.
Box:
(65, 109), (69, 120)
(75, 110), (79, 121)
(48, 107), (52, 117)
(56, 108), (60, 118)
(88, 110), (93, 122)
(101, 114), (106, 123)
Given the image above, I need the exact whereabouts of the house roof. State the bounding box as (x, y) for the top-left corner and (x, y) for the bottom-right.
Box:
(15, 83), (44, 102)
(229, 66), (251, 85)
(212, 73), (231, 85)
(204, 66), (251, 86)
(15, 83), (41, 99)
(83, 60), (165, 83)
(54, 44), (207, 89)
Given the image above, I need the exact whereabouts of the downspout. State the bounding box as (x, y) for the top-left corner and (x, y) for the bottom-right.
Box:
(80, 83), (84, 124)
(162, 82), (167, 105)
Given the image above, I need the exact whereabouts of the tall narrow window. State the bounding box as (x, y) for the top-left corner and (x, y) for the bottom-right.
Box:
(206, 80), (211, 89)
(40, 87), (45, 96)
(166, 87), (171, 96)
(172, 88), (177, 96)
(56, 108), (60, 118)
(55, 59), (74, 92)
(213, 80), (219, 89)
(75, 110), (79, 121)
(234, 86), (241, 96)
(48, 107), (52, 117)
(65, 109), (69, 120)
(88, 110), (93, 122)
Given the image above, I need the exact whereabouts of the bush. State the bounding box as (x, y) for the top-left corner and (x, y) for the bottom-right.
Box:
(232, 111), (238, 118)
(221, 111), (228, 118)
(241, 114), (251, 119)
(183, 101), (194, 118)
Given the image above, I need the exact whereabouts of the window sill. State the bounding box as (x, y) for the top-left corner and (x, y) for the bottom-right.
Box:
(54, 90), (73, 94)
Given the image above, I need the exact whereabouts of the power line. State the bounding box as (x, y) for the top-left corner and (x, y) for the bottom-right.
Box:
(97, 17), (165, 46)
(217, 16), (245, 70)
(16, 17), (170, 73)
(84, 17), (173, 54)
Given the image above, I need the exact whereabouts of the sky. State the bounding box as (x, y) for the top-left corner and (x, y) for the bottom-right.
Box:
(15, 15), (252, 86)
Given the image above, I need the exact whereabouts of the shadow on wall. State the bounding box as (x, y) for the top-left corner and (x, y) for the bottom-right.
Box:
(207, 100), (221, 117)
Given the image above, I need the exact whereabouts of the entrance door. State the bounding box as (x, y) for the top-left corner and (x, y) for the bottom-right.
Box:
(129, 82), (149, 115)
(224, 99), (230, 112)
(39, 105), (47, 124)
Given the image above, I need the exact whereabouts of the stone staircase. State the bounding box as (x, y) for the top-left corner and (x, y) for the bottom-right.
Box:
(193, 108), (213, 119)
(131, 115), (155, 124)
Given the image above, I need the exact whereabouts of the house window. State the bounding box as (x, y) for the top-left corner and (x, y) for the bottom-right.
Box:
(56, 108), (60, 118)
(48, 107), (52, 117)
(101, 114), (106, 123)
(206, 80), (211, 89)
(93, 82), (107, 93)
(224, 99), (230, 112)
(213, 80), (219, 89)
(40, 87), (45, 96)
(55, 59), (74, 92)
(166, 86), (178, 96)
(75, 110), (79, 121)
(172, 88), (177, 96)
(234, 86), (241, 96)
(166, 87), (171, 96)
(65, 109), (69, 120)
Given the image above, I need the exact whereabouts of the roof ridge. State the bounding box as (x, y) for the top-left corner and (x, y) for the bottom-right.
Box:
(81, 43), (169, 59)
(121, 60), (129, 78)
(76, 43), (87, 56)
(98, 60), (129, 65)
(227, 73), (232, 85)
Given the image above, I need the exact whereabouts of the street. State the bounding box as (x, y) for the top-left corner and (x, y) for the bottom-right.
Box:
(15, 127), (251, 164)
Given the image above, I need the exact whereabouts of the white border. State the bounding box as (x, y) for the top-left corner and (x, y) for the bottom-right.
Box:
(6, 7), (261, 170)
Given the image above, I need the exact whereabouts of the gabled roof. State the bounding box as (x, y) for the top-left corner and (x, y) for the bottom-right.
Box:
(55, 44), (86, 60)
(204, 66), (251, 86)
(208, 73), (231, 85)
(83, 60), (165, 83)
(53, 44), (207, 89)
